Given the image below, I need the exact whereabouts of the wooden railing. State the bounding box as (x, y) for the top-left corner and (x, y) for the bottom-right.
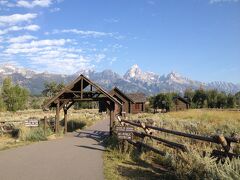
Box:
(114, 115), (240, 159)
(0, 117), (55, 135)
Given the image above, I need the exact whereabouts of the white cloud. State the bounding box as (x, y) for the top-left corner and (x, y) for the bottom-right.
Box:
(0, 24), (40, 35)
(210, 0), (239, 3)
(6, 39), (70, 51)
(17, 0), (53, 8)
(1, 37), (100, 74)
(30, 56), (93, 74)
(53, 29), (114, 38)
(8, 35), (37, 43)
(0, 13), (37, 26)
(24, 24), (40, 31)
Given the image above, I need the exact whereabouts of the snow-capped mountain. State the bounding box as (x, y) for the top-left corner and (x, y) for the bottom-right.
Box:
(0, 64), (239, 95)
(124, 64), (160, 83)
(0, 64), (36, 78)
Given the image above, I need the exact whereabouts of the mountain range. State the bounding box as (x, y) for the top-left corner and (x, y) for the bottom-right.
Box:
(0, 64), (239, 96)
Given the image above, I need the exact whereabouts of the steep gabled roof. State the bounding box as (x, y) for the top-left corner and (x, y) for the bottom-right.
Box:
(110, 87), (135, 103)
(127, 93), (147, 103)
(43, 74), (122, 110)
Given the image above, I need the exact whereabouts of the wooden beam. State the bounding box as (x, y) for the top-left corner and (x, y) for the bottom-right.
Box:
(44, 116), (47, 135)
(59, 97), (109, 102)
(81, 78), (83, 99)
(133, 131), (188, 152)
(59, 100), (69, 110)
(67, 101), (75, 110)
(109, 101), (115, 135)
(55, 101), (60, 134)
(64, 109), (68, 134)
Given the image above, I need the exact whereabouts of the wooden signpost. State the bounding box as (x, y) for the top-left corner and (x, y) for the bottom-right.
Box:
(116, 125), (134, 140)
(25, 118), (39, 127)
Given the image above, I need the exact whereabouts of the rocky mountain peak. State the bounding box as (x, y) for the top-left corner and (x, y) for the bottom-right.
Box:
(0, 64), (239, 95)
(124, 64), (142, 79)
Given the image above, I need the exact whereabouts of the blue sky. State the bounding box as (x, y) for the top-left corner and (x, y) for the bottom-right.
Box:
(0, 0), (239, 83)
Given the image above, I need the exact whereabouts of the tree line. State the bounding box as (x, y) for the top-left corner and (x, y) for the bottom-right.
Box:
(1, 78), (240, 112)
(149, 88), (240, 111)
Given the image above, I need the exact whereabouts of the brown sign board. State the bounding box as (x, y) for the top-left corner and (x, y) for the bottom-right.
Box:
(115, 126), (134, 132)
(115, 125), (134, 140)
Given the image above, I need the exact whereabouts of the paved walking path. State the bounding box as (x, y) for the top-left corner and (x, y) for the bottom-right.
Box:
(0, 119), (109, 180)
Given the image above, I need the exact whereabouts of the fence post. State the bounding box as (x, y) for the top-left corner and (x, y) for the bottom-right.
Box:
(44, 116), (47, 135)
(217, 134), (231, 153)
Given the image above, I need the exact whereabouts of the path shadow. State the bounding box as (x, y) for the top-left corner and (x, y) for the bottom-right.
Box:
(75, 145), (109, 152)
(75, 130), (109, 142)
(74, 130), (109, 149)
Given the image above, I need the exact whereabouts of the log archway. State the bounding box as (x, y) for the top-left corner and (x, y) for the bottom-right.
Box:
(43, 74), (122, 134)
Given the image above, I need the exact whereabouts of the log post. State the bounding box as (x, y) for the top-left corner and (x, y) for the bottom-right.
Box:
(64, 108), (68, 134)
(55, 101), (60, 134)
(217, 134), (231, 152)
(81, 78), (83, 99)
(109, 101), (115, 135)
(44, 116), (47, 135)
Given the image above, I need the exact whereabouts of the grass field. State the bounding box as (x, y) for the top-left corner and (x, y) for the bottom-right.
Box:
(104, 109), (240, 180)
(0, 109), (105, 151)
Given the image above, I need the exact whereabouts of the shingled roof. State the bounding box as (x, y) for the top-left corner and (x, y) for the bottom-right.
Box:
(110, 87), (135, 103)
(127, 93), (147, 103)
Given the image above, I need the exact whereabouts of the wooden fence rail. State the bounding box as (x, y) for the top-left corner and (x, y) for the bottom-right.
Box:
(0, 117), (56, 135)
(115, 115), (240, 159)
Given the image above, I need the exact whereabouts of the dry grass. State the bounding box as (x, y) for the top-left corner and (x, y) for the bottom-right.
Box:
(0, 109), (105, 151)
(104, 109), (240, 180)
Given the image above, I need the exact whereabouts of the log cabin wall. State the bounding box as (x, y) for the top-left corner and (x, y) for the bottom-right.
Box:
(171, 97), (190, 111)
(130, 102), (145, 114)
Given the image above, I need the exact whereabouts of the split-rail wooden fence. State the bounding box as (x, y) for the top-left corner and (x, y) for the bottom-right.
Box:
(114, 115), (240, 159)
(0, 117), (55, 135)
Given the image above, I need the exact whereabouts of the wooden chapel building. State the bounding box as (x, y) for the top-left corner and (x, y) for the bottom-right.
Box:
(108, 87), (146, 115)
